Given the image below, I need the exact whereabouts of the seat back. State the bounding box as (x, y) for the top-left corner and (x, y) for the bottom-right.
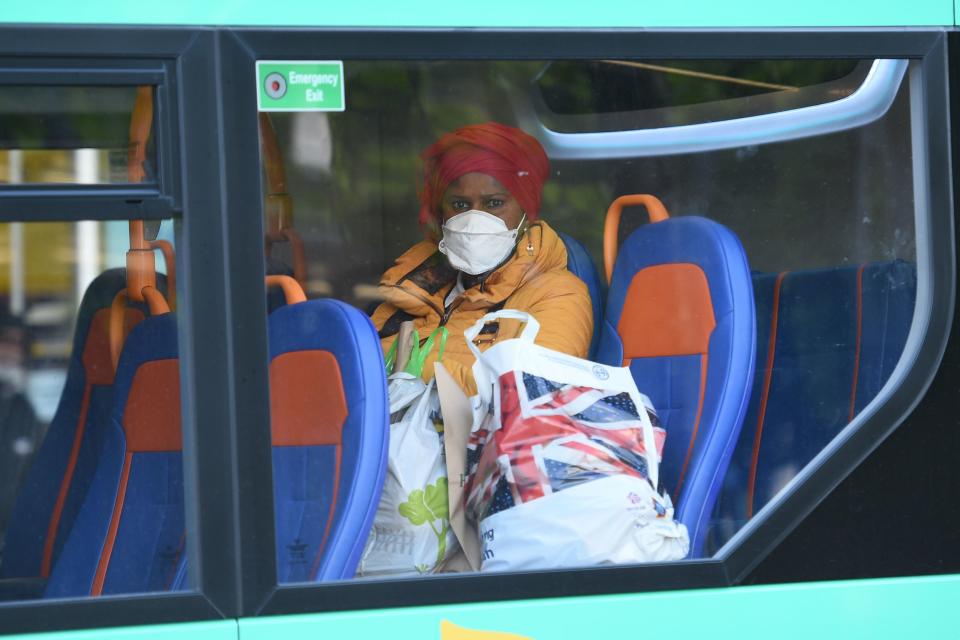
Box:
(43, 313), (184, 597)
(557, 232), (605, 359)
(2, 269), (166, 580)
(268, 297), (388, 582)
(596, 215), (756, 556)
(708, 260), (916, 551)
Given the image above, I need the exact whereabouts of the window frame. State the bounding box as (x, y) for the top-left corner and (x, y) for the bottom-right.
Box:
(0, 27), (259, 635)
(0, 34), (185, 222)
(221, 27), (955, 618)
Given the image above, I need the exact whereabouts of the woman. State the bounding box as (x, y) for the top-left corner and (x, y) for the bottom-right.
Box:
(372, 122), (593, 394)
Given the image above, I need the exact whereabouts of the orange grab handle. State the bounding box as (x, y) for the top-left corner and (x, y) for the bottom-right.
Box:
(141, 285), (171, 316)
(149, 239), (176, 311)
(109, 287), (171, 372)
(109, 291), (129, 373)
(126, 86), (157, 307)
(260, 113), (292, 232)
(266, 275), (307, 305)
(282, 228), (307, 289)
(603, 194), (670, 284)
(264, 228), (307, 289)
(127, 86), (153, 184)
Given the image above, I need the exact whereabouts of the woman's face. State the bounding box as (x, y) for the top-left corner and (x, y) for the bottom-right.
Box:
(440, 172), (525, 229)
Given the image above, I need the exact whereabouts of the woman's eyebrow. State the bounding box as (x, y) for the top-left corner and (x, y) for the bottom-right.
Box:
(481, 192), (510, 199)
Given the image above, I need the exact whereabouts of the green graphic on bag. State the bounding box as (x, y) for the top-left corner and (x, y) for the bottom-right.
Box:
(398, 477), (450, 568)
(386, 327), (449, 376)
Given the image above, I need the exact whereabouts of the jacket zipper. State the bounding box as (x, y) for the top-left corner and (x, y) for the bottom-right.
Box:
(440, 296), (465, 326)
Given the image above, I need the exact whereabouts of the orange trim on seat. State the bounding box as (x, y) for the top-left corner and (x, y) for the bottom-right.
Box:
(616, 264), (716, 359)
(40, 384), (92, 578)
(746, 271), (788, 519)
(310, 444), (342, 580)
(270, 351), (347, 447)
(603, 194), (670, 283)
(91, 452), (132, 596)
(848, 265), (866, 422)
(123, 359), (182, 452)
(674, 353), (708, 498)
(40, 307), (144, 577)
(266, 275), (307, 306)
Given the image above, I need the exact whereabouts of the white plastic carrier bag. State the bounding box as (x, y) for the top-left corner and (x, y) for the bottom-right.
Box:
(357, 327), (460, 576)
(462, 310), (689, 571)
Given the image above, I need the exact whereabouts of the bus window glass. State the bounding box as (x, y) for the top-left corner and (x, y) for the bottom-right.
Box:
(0, 86), (156, 185)
(257, 57), (915, 582)
(0, 218), (186, 601)
(535, 59), (867, 131)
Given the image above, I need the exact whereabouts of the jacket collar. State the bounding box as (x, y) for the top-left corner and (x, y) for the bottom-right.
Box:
(378, 220), (569, 317)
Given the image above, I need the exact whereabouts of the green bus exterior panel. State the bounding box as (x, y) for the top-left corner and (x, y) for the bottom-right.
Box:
(240, 574), (960, 640)
(0, 1), (954, 28)
(4, 620), (237, 640)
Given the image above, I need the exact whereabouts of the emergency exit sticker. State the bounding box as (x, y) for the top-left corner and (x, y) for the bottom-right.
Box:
(257, 61), (345, 112)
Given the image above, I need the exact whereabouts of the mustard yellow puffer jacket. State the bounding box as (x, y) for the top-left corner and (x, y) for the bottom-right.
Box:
(371, 220), (593, 395)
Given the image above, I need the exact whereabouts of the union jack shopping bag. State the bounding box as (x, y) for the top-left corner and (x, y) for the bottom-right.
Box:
(462, 310), (689, 571)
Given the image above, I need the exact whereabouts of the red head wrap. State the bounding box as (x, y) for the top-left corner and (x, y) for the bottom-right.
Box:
(418, 122), (550, 226)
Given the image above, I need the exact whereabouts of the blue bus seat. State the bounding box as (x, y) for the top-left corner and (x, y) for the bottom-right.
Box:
(596, 216), (756, 557)
(557, 232), (605, 359)
(268, 297), (388, 582)
(2, 269), (166, 583)
(43, 312), (184, 597)
(708, 260), (917, 552)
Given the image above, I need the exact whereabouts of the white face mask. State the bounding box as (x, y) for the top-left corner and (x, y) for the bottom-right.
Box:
(438, 210), (525, 275)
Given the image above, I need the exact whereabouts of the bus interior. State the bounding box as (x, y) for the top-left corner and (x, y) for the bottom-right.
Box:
(0, 55), (921, 599)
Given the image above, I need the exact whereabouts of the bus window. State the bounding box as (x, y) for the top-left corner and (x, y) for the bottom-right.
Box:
(0, 86), (157, 185)
(257, 57), (916, 581)
(0, 81), (187, 602)
(534, 59), (867, 130)
(0, 217), (187, 601)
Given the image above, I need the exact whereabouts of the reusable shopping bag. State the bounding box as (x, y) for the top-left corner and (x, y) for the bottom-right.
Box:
(357, 327), (460, 575)
(462, 310), (689, 571)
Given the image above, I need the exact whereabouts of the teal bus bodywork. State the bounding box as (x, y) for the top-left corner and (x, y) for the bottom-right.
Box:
(5, 575), (959, 639)
(0, 1), (956, 28)
(0, 3), (955, 639)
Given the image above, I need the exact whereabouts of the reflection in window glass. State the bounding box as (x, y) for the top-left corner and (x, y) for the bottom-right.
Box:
(538, 59), (863, 112)
(0, 86), (156, 185)
(0, 219), (186, 601)
(259, 58), (916, 582)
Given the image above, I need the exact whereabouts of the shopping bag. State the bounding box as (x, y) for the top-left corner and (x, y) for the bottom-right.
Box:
(462, 310), (689, 571)
(435, 362), (481, 572)
(357, 327), (460, 576)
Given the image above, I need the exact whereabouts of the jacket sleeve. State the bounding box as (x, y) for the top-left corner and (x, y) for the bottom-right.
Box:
(493, 271), (594, 362)
(522, 274), (593, 360)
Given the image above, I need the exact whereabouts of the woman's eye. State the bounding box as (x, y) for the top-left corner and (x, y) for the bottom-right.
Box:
(486, 199), (504, 208)
(451, 201), (469, 210)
